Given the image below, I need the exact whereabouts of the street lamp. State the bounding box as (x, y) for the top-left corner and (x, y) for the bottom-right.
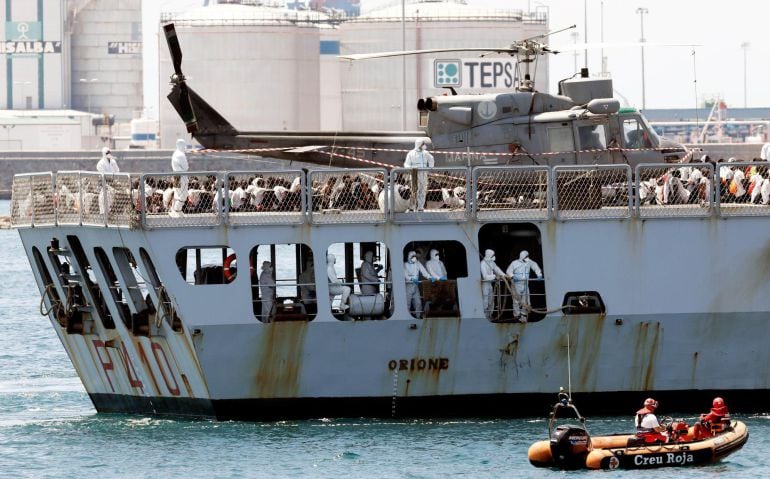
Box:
(79, 78), (99, 113)
(741, 42), (749, 108)
(636, 7), (649, 109)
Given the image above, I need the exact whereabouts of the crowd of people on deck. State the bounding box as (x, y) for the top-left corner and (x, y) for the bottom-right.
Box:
(639, 155), (770, 206)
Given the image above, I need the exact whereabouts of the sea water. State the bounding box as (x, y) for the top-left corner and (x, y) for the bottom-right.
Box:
(0, 199), (767, 478)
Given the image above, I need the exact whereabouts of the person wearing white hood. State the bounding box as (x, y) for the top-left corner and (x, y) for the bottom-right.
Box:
(425, 249), (447, 280)
(327, 253), (350, 312)
(96, 147), (119, 174)
(170, 139), (189, 215)
(259, 261), (275, 323)
(404, 138), (434, 211)
(480, 249), (506, 319)
(404, 250), (432, 318)
(506, 250), (542, 322)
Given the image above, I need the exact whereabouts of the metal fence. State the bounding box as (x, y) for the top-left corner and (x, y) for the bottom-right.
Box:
(390, 167), (470, 223)
(12, 164), (770, 229)
(307, 168), (387, 224)
(636, 164), (714, 218)
(225, 170), (305, 226)
(141, 172), (223, 228)
(715, 162), (770, 217)
(552, 165), (632, 220)
(473, 166), (550, 222)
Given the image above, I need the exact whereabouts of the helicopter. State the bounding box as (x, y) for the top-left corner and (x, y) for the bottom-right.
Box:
(163, 23), (689, 169)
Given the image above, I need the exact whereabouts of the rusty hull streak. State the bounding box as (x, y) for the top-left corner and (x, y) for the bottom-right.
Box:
(403, 318), (462, 397)
(253, 321), (309, 398)
(630, 321), (662, 391)
(574, 315), (606, 390)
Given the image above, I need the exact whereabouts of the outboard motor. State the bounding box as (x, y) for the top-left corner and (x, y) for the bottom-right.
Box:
(550, 424), (591, 470)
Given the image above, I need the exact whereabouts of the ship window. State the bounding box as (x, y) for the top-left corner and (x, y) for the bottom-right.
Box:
(176, 246), (236, 285)
(578, 124), (607, 150)
(547, 126), (574, 153)
(562, 291), (605, 315)
(249, 243), (315, 323)
(477, 223), (547, 323)
(326, 242), (392, 321)
(402, 241), (465, 319)
(67, 235), (115, 329)
(94, 247), (131, 329)
(113, 248), (155, 336)
(140, 248), (182, 331)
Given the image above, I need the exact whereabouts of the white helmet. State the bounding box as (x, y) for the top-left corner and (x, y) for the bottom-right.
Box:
(519, 250), (529, 260)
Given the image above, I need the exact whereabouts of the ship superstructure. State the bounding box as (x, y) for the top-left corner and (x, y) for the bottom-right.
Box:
(11, 161), (770, 419)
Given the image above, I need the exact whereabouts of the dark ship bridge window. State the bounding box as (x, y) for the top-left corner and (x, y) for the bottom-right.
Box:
(327, 241), (392, 321)
(249, 243), (315, 323)
(175, 246), (236, 285)
(478, 223), (547, 323)
(402, 240), (466, 320)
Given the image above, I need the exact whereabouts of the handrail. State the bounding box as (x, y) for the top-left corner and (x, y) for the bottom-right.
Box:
(11, 163), (770, 228)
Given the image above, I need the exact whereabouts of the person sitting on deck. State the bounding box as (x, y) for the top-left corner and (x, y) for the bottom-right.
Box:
(692, 397), (731, 439)
(635, 398), (668, 444)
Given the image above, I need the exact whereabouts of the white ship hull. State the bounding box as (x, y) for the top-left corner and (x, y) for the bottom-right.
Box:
(13, 165), (770, 419)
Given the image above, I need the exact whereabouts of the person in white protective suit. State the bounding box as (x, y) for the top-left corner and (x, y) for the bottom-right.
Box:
(505, 250), (543, 322)
(259, 261), (275, 323)
(96, 147), (120, 173)
(170, 139), (189, 215)
(425, 249), (447, 280)
(358, 251), (380, 295)
(327, 253), (350, 311)
(403, 138), (434, 211)
(480, 249), (506, 320)
(404, 250), (433, 318)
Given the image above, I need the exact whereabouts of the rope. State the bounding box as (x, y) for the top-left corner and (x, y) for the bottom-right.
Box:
(39, 283), (63, 317)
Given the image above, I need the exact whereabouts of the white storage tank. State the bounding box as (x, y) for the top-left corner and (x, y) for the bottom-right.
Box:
(339, 0), (549, 131)
(158, 3), (325, 148)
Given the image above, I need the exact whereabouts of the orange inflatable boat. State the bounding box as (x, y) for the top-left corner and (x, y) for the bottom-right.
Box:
(528, 394), (748, 470)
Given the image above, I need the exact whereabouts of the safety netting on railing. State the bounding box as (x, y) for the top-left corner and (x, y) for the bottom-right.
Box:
(79, 172), (108, 226)
(636, 163), (714, 218)
(55, 171), (82, 225)
(10, 174), (33, 227)
(31, 173), (56, 226)
(473, 166), (550, 222)
(141, 172), (223, 228)
(714, 161), (770, 217)
(224, 170), (305, 225)
(105, 174), (136, 227)
(553, 165), (632, 220)
(390, 167), (470, 223)
(307, 168), (387, 224)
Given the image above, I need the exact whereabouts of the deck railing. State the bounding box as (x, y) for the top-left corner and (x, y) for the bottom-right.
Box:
(11, 163), (770, 228)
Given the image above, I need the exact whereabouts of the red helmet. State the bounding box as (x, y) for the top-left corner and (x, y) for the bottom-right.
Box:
(644, 398), (658, 410)
(713, 397), (725, 408)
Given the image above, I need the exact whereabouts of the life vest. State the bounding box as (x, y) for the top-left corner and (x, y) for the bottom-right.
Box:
(702, 406), (731, 434)
(635, 409), (666, 443)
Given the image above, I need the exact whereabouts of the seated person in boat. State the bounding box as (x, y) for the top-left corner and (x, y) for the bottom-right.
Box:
(692, 397), (731, 439)
(635, 397), (668, 444)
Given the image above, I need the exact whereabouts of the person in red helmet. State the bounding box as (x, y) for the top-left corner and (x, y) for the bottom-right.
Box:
(693, 397), (732, 439)
(635, 398), (668, 444)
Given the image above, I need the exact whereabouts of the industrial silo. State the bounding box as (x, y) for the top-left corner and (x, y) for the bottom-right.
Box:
(158, 3), (324, 149)
(338, 0), (549, 131)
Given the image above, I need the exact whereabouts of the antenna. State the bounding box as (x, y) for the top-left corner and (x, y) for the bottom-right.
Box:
(692, 49), (699, 134)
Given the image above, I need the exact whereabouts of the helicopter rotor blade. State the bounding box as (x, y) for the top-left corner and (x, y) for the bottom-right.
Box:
(163, 23), (197, 132)
(339, 47), (519, 61)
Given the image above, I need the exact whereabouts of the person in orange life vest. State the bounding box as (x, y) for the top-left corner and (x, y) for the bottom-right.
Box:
(693, 397), (731, 439)
(635, 398), (668, 443)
